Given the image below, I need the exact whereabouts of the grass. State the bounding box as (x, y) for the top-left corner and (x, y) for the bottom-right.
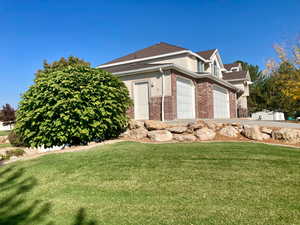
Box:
(0, 130), (10, 136)
(0, 142), (300, 225)
(0, 143), (11, 148)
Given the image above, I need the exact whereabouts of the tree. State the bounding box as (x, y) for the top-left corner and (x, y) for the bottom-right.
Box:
(0, 104), (16, 126)
(14, 57), (132, 148)
(234, 60), (264, 113)
(272, 43), (300, 102)
(235, 60), (262, 82)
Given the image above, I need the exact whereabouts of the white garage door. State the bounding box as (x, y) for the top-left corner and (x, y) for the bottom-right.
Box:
(176, 77), (195, 119)
(134, 82), (149, 120)
(213, 86), (229, 118)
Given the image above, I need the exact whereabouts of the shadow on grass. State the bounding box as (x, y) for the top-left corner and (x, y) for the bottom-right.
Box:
(0, 166), (97, 225)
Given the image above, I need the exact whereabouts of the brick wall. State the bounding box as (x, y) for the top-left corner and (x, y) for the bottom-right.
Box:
(229, 91), (237, 118)
(149, 97), (162, 120)
(196, 79), (214, 118)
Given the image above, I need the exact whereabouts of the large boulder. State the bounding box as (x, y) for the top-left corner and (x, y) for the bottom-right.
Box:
(173, 134), (197, 142)
(195, 127), (216, 141)
(168, 126), (188, 134)
(0, 136), (9, 144)
(204, 120), (218, 130)
(272, 128), (300, 143)
(242, 125), (264, 141)
(144, 120), (169, 131)
(261, 127), (273, 135)
(261, 133), (271, 140)
(188, 120), (206, 131)
(128, 120), (144, 130)
(219, 126), (239, 137)
(148, 130), (173, 142)
(122, 127), (148, 139)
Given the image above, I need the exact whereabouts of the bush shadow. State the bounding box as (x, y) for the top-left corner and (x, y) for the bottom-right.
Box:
(0, 166), (97, 225)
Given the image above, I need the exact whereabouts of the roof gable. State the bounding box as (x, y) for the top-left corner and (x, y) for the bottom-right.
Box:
(196, 49), (217, 60)
(101, 42), (187, 66)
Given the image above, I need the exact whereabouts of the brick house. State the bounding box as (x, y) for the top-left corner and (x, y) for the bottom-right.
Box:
(98, 42), (251, 121)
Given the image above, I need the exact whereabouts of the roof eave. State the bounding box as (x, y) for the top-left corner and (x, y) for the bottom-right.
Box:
(112, 64), (240, 92)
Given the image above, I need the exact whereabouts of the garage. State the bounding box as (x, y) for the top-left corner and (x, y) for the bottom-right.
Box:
(213, 85), (230, 118)
(176, 77), (195, 119)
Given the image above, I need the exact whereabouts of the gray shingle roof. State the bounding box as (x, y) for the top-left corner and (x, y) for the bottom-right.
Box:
(222, 71), (247, 80)
(101, 42), (187, 66)
(196, 49), (216, 60)
(224, 63), (240, 71)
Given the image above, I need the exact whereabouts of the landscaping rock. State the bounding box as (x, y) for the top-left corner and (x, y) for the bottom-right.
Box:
(188, 120), (206, 131)
(167, 126), (188, 134)
(195, 127), (216, 141)
(261, 133), (271, 140)
(144, 120), (169, 131)
(219, 126), (239, 137)
(261, 127), (273, 135)
(204, 121), (217, 130)
(128, 120), (144, 130)
(128, 127), (148, 139)
(173, 134), (197, 142)
(272, 128), (300, 143)
(119, 129), (131, 138)
(242, 125), (264, 141)
(148, 130), (173, 142)
(0, 136), (9, 144)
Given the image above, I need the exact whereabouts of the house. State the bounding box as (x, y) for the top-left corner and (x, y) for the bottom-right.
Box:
(222, 63), (252, 117)
(98, 42), (251, 121)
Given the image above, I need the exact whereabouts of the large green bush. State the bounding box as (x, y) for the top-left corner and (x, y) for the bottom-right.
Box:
(14, 57), (131, 147)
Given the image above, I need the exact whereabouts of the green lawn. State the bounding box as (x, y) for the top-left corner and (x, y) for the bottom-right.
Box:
(0, 130), (10, 136)
(0, 143), (11, 148)
(0, 142), (300, 225)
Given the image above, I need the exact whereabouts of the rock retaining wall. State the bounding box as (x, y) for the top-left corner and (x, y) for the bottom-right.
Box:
(122, 120), (300, 145)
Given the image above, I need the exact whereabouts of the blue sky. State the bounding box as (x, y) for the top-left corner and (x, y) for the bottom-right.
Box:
(1, 0), (300, 107)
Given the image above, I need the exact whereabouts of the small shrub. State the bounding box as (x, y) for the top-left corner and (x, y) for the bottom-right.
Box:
(8, 131), (25, 147)
(5, 149), (25, 158)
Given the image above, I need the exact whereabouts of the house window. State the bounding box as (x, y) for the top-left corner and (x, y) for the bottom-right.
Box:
(197, 59), (204, 72)
(213, 61), (218, 77)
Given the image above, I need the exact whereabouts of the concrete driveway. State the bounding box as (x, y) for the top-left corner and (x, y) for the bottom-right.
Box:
(168, 119), (300, 129)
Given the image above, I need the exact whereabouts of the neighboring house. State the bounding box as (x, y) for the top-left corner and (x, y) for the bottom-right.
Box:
(0, 121), (12, 131)
(98, 42), (251, 121)
(222, 63), (252, 117)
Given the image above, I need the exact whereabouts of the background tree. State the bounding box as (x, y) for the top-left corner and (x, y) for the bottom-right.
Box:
(14, 57), (132, 148)
(235, 60), (262, 81)
(0, 104), (16, 126)
(236, 38), (300, 117)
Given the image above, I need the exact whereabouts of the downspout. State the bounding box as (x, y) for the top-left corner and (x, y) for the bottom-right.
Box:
(159, 68), (165, 121)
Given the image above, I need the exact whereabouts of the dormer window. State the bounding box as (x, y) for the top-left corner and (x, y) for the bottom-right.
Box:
(197, 59), (204, 72)
(213, 61), (218, 77)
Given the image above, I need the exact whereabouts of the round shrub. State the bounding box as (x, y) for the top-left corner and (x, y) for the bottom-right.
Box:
(8, 131), (25, 147)
(14, 60), (132, 148)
